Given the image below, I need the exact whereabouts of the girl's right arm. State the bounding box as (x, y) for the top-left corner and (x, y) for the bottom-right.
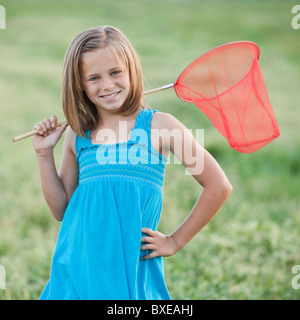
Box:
(32, 115), (78, 221)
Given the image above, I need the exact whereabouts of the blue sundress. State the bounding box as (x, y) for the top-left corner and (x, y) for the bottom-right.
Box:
(40, 108), (171, 300)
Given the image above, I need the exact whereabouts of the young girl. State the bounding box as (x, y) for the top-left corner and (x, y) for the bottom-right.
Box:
(33, 25), (232, 300)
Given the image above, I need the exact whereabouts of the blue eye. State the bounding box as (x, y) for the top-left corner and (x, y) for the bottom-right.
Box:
(111, 71), (120, 76)
(90, 76), (99, 81)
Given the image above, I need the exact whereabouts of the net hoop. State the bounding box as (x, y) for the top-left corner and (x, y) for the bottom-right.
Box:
(173, 41), (279, 153)
(174, 41), (260, 102)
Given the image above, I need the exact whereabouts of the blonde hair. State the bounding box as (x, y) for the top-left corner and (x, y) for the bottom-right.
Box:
(62, 25), (145, 137)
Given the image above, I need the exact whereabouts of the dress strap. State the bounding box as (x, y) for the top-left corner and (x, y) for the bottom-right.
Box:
(129, 108), (158, 154)
(134, 108), (157, 133)
(75, 132), (91, 161)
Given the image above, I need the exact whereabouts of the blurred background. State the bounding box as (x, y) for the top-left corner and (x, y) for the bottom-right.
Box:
(0, 0), (299, 299)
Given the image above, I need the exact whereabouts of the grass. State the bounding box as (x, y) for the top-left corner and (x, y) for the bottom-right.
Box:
(0, 0), (300, 300)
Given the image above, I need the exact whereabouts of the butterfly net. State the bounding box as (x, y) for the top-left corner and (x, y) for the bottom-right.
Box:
(174, 41), (280, 153)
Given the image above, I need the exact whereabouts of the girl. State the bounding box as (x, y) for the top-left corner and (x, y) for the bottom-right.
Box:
(33, 25), (232, 300)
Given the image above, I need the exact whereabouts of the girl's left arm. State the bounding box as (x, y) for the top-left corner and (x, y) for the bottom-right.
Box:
(140, 113), (232, 260)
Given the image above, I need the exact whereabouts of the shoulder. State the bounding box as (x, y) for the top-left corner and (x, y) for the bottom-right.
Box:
(150, 111), (190, 158)
(151, 111), (184, 131)
(64, 125), (77, 156)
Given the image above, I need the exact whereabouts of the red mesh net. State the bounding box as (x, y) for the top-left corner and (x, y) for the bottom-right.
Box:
(174, 41), (280, 153)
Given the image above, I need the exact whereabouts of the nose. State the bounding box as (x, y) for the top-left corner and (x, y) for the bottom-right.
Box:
(101, 76), (114, 92)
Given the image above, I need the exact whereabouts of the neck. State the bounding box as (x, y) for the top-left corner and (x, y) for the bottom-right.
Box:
(90, 107), (142, 144)
(98, 106), (142, 127)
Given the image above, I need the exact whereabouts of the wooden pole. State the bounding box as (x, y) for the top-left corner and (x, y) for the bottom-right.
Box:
(12, 122), (64, 142)
(144, 83), (174, 95)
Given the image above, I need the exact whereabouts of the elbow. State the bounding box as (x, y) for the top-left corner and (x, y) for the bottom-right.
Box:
(54, 214), (64, 222)
(47, 200), (67, 222)
(208, 178), (232, 202)
(52, 193), (69, 221)
(203, 179), (233, 204)
(51, 208), (65, 222)
(220, 179), (233, 200)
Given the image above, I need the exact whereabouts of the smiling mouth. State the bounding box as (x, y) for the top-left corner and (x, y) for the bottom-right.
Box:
(100, 91), (121, 100)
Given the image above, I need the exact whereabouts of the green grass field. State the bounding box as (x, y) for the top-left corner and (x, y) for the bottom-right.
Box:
(0, 0), (299, 300)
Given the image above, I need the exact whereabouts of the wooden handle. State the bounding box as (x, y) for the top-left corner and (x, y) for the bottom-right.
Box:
(144, 83), (174, 95)
(12, 122), (64, 143)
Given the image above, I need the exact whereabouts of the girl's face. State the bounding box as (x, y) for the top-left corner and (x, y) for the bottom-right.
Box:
(80, 47), (130, 114)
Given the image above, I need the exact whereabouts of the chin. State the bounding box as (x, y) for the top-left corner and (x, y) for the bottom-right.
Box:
(96, 104), (123, 114)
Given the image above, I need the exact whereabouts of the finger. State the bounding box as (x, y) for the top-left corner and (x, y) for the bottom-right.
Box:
(44, 118), (51, 131)
(141, 236), (154, 243)
(59, 121), (69, 131)
(38, 121), (47, 132)
(55, 121), (69, 137)
(142, 227), (155, 236)
(141, 251), (157, 261)
(33, 124), (43, 135)
(37, 121), (48, 136)
(140, 243), (155, 251)
(50, 115), (57, 129)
